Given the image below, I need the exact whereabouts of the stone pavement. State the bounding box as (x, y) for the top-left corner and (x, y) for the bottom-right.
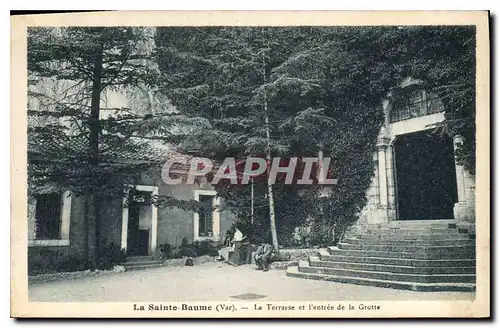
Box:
(28, 262), (475, 302)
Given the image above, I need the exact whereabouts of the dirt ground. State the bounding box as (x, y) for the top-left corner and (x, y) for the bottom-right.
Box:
(28, 262), (475, 302)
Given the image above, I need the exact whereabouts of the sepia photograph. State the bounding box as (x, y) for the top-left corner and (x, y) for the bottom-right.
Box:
(10, 11), (490, 318)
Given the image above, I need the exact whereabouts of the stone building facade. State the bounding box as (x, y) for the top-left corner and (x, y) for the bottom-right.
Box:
(27, 168), (236, 273)
(288, 78), (477, 291)
(355, 78), (475, 230)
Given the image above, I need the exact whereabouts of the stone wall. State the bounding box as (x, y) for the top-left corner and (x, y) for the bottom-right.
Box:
(28, 171), (237, 273)
(28, 196), (88, 274)
(98, 198), (123, 247)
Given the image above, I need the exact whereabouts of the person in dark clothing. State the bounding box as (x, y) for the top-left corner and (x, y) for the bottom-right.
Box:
(223, 225), (236, 247)
(254, 243), (274, 271)
(228, 225), (245, 266)
(241, 234), (252, 264)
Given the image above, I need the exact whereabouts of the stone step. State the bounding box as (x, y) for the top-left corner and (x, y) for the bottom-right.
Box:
(365, 229), (464, 235)
(309, 256), (475, 275)
(376, 220), (458, 229)
(126, 256), (154, 263)
(327, 246), (475, 260)
(318, 249), (476, 267)
(122, 261), (164, 271)
(123, 261), (162, 266)
(351, 234), (474, 241)
(344, 238), (474, 246)
(367, 225), (458, 233)
(286, 266), (476, 292)
(298, 261), (475, 284)
(458, 228), (473, 234)
(338, 242), (476, 253)
(378, 220), (457, 228)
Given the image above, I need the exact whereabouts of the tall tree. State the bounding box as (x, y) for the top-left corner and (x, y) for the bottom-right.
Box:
(28, 27), (197, 269)
(155, 26), (476, 246)
(155, 27), (394, 248)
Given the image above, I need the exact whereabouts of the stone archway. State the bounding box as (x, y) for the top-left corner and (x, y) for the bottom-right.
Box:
(356, 78), (475, 227)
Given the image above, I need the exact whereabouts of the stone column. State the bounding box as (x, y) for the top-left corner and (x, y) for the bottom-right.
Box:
(27, 195), (37, 240)
(453, 136), (475, 223)
(386, 143), (397, 221)
(375, 128), (391, 224)
(378, 147), (388, 207)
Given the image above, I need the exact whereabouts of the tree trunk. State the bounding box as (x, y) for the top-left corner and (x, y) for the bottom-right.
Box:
(87, 45), (103, 271)
(264, 89), (279, 252)
(250, 178), (254, 225)
(85, 195), (98, 270)
(261, 41), (279, 252)
(266, 139), (279, 251)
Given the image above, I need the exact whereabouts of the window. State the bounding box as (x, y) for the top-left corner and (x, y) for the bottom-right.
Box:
(193, 190), (220, 241)
(29, 190), (71, 246)
(390, 88), (444, 123)
(35, 193), (62, 240)
(198, 195), (214, 237)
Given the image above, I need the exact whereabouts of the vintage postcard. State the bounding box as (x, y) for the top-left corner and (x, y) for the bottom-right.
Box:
(11, 11), (490, 318)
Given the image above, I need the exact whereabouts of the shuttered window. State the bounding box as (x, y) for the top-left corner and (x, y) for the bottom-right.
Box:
(35, 193), (62, 240)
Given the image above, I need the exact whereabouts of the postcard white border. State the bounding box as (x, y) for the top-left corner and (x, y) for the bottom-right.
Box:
(10, 10), (490, 318)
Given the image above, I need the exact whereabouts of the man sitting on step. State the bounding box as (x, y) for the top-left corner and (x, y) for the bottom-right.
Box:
(254, 243), (274, 272)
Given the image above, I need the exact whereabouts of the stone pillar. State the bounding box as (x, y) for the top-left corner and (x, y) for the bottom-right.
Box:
(371, 150), (380, 211)
(375, 127), (392, 224)
(346, 98), (394, 237)
(28, 195), (37, 240)
(378, 147), (388, 207)
(386, 143), (397, 221)
(453, 136), (475, 223)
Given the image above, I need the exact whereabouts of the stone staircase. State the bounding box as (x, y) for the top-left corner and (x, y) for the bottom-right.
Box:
(123, 256), (163, 271)
(286, 220), (476, 292)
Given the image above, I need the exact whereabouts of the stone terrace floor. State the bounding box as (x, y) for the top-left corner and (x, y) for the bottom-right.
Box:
(29, 262), (475, 302)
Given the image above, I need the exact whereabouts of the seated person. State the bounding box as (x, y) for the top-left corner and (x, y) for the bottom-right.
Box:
(217, 245), (232, 262)
(223, 225), (235, 247)
(253, 243), (274, 272)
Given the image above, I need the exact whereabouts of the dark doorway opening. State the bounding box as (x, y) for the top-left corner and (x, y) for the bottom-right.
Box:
(198, 195), (214, 237)
(127, 190), (151, 256)
(394, 129), (458, 220)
